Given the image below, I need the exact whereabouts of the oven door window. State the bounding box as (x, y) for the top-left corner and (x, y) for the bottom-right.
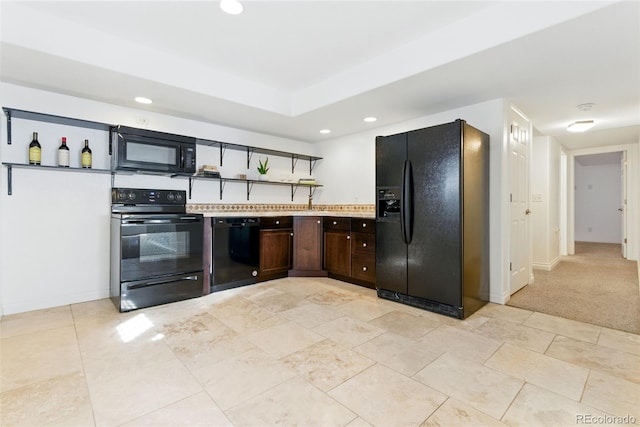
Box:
(121, 222), (203, 282)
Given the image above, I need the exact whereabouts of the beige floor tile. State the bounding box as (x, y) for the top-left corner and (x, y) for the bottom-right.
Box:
(1, 325), (82, 392)
(214, 302), (286, 334)
(247, 320), (325, 357)
(476, 303), (533, 324)
(269, 277), (335, 296)
(414, 353), (523, 419)
(0, 371), (94, 427)
(418, 324), (502, 363)
(421, 398), (506, 426)
(226, 376), (357, 426)
(502, 383), (606, 427)
(474, 318), (556, 353)
(85, 353), (203, 426)
(305, 287), (360, 306)
(279, 302), (344, 328)
(313, 316), (385, 347)
(122, 392), (233, 427)
(346, 417), (373, 427)
(71, 297), (125, 321)
(198, 348), (297, 409)
(523, 311), (602, 343)
(597, 327), (640, 355)
(484, 343), (589, 400)
(329, 364), (446, 426)
(244, 286), (311, 313)
(335, 299), (396, 322)
(354, 331), (443, 376)
(451, 314), (491, 331)
(0, 305), (74, 338)
(368, 310), (442, 340)
(581, 370), (640, 420)
(281, 339), (375, 391)
(546, 335), (640, 384)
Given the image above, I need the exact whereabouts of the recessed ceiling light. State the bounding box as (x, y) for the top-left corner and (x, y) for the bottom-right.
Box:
(319, 129), (331, 134)
(134, 96), (152, 104)
(220, 0), (243, 15)
(364, 117), (377, 123)
(567, 120), (595, 133)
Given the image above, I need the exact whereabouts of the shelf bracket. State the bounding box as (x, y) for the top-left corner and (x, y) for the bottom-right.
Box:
(246, 181), (254, 200)
(219, 180), (226, 200)
(247, 147), (254, 170)
(188, 177), (194, 199)
(6, 164), (12, 195)
(291, 155), (299, 174)
(309, 158), (317, 175)
(291, 184), (296, 201)
(220, 144), (227, 167)
(5, 109), (12, 145)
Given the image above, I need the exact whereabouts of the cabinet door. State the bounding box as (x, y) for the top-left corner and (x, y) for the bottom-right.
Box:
(324, 231), (351, 276)
(260, 229), (292, 275)
(291, 217), (323, 272)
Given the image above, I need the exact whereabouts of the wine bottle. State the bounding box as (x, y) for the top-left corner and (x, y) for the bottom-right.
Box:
(81, 139), (92, 168)
(58, 137), (70, 167)
(28, 132), (41, 165)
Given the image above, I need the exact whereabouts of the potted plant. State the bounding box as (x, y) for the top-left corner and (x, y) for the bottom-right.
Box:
(257, 157), (269, 180)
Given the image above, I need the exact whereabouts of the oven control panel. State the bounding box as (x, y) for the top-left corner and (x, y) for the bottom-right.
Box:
(112, 188), (186, 206)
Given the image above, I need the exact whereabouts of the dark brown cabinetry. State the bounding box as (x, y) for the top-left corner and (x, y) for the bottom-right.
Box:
(323, 217), (376, 288)
(323, 217), (351, 277)
(350, 218), (376, 287)
(259, 216), (293, 281)
(289, 216), (326, 277)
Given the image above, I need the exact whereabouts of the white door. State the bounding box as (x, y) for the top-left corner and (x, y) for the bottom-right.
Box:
(509, 111), (531, 295)
(621, 151), (627, 258)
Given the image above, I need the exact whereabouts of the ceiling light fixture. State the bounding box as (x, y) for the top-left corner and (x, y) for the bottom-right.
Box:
(364, 117), (377, 123)
(220, 0), (243, 15)
(134, 96), (152, 104)
(320, 129), (331, 134)
(567, 120), (595, 133)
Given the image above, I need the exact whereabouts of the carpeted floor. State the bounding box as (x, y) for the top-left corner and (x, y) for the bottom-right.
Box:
(507, 242), (640, 335)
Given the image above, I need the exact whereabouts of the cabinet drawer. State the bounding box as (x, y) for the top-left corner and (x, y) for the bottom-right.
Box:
(351, 255), (376, 283)
(352, 232), (375, 256)
(261, 216), (293, 229)
(323, 217), (350, 231)
(350, 218), (375, 234)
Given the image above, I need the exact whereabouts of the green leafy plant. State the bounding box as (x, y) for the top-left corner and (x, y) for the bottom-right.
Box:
(257, 157), (269, 175)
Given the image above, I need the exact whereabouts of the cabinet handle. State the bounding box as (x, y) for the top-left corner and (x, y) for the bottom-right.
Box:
(362, 266), (368, 272)
(290, 232), (294, 236)
(362, 242), (367, 248)
(333, 221), (337, 225)
(275, 220), (280, 225)
(317, 220), (321, 224)
(347, 235), (350, 240)
(362, 223), (367, 228)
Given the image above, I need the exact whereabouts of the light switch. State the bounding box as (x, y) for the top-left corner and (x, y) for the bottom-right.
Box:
(532, 193), (543, 202)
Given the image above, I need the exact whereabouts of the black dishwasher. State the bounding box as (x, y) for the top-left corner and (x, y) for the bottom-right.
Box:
(211, 217), (260, 292)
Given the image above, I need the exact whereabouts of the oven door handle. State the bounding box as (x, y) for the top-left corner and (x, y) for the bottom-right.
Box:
(127, 275), (200, 290)
(122, 217), (202, 225)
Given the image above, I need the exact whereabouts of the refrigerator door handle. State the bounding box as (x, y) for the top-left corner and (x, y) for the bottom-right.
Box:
(401, 160), (413, 244)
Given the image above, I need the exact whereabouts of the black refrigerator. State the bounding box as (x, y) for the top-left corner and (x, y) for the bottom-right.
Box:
(375, 119), (489, 319)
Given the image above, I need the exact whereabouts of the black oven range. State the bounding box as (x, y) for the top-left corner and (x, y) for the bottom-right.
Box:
(110, 187), (204, 312)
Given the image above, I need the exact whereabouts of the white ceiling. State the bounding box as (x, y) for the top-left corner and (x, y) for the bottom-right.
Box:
(1, 1), (639, 150)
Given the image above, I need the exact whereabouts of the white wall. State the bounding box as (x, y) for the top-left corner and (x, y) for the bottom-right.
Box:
(531, 136), (561, 270)
(317, 98), (512, 304)
(0, 83), (318, 315)
(574, 160), (622, 243)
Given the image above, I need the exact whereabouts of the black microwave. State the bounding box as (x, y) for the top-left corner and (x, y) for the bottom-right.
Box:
(111, 125), (196, 175)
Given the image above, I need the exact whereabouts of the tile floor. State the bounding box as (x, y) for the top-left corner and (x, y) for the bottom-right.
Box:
(1, 277), (639, 426)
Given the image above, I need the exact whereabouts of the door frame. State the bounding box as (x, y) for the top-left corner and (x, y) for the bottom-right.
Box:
(563, 143), (638, 260)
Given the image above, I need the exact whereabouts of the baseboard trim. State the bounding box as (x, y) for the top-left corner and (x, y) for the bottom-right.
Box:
(533, 256), (561, 271)
(1, 290), (109, 315)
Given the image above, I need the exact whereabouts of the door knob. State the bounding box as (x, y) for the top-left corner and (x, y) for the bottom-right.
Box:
(618, 208), (623, 212)
(525, 209), (532, 215)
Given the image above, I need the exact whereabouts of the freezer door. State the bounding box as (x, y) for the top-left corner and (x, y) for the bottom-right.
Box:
(407, 121), (462, 307)
(375, 220), (407, 294)
(376, 133), (407, 188)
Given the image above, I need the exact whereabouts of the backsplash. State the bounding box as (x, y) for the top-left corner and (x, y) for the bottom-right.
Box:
(187, 203), (375, 213)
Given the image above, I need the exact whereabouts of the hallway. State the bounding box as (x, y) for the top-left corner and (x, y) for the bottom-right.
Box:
(508, 242), (640, 334)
